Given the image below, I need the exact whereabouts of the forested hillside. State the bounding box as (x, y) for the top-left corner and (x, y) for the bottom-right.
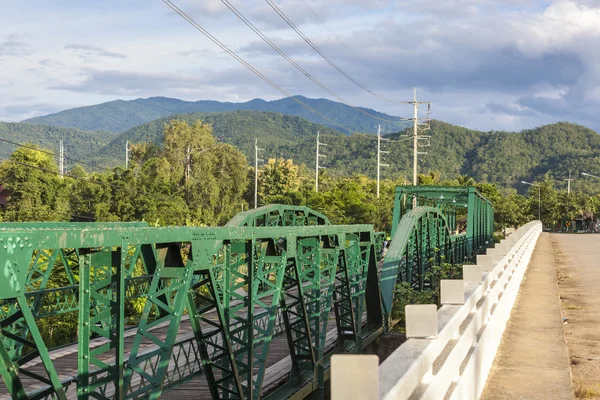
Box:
(23, 95), (406, 134)
(98, 113), (600, 194)
(96, 110), (344, 165)
(8, 107), (600, 195)
(0, 122), (118, 161)
(2, 119), (599, 235)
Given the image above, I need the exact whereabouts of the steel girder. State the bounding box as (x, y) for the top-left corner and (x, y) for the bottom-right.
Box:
(0, 208), (382, 400)
(392, 185), (494, 261)
(380, 206), (454, 320)
(0, 189), (494, 399)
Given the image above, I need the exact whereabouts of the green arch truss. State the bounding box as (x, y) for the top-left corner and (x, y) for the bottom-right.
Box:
(226, 205), (330, 227)
(0, 206), (382, 400)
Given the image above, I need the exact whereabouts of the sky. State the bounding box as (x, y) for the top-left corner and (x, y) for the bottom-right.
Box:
(1, 0), (599, 132)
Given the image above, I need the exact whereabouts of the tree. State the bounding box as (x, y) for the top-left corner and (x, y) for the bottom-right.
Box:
(131, 119), (248, 225)
(258, 158), (301, 205)
(67, 165), (111, 222)
(0, 146), (71, 221)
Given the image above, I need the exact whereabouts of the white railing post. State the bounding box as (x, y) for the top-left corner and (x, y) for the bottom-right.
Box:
(377, 222), (542, 400)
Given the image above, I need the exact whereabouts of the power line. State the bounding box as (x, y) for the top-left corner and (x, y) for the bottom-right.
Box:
(0, 138), (115, 175)
(220, 0), (401, 125)
(163, 0), (357, 135)
(298, 0), (385, 79)
(0, 157), (113, 189)
(0, 158), (107, 221)
(264, 0), (402, 105)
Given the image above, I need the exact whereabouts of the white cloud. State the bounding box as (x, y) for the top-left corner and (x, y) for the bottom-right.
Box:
(1, 0), (600, 132)
(65, 44), (127, 59)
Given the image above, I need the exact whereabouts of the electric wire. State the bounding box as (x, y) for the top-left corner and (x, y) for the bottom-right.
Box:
(298, 0), (385, 78)
(220, 0), (402, 125)
(0, 138), (116, 175)
(0, 157), (108, 221)
(162, 0), (358, 135)
(264, 0), (403, 105)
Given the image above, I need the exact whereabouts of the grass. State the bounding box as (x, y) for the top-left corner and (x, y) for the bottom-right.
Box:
(574, 380), (600, 399)
(557, 272), (572, 283)
(564, 303), (585, 311)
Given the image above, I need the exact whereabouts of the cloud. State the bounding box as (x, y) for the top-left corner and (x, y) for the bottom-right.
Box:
(0, 102), (69, 122)
(65, 44), (127, 59)
(0, 33), (30, 56)
(47, 67), (281, 100)
(485, 102), (539, 118)
(4, 0), (600, 132)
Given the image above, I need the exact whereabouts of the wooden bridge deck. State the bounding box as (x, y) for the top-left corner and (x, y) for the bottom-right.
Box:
(0, 306), (345, 399)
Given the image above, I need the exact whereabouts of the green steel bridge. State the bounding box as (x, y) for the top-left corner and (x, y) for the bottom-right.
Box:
(0, 186), (493, 400)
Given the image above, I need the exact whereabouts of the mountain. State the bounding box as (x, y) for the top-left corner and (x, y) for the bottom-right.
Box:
(95, 110), (343, 166)
(0, 122), (118, 162)
(96, 111), (600, 194)
(23, 96), (406, 134)
(7, 106), (600, 195)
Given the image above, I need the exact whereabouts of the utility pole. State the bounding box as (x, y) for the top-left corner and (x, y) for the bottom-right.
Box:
(125, 140), (130, 170)
(565, 169), (575, 195)
(401, 89), (431, 186)
(315, 131), (327, 192)
(254, 138), (264, 209)
(59, 140), (64, 179)
(376, 125), (389, 199)
(184, 145), (191, 184)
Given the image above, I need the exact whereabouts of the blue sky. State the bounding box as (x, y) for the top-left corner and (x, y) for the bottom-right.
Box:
(1, 0), (599, 132)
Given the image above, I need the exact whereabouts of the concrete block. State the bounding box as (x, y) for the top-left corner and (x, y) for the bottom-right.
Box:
(476, 255), (495, 271)
(463, 265), (483, 284)
(441, 280), (465, 304)
(405, 304), (438, 338)
(331, 354), (379, 400)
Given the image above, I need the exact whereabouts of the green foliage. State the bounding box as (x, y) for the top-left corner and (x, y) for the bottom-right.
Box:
(390, 262), (463, 331)
(0, 119), (248, 226)
(90, 116), (600, 197)
(15, 103), (600, 198)
(257, 158), (301, 205)
(0, 121), (118, 161)
(2, 116), (600, 232)
(0, 146), (71, 221)
(94, 110), (343, 167)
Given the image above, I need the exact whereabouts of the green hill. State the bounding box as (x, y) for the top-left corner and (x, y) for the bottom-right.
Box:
(7, 108), (600, 195)
(95, 110), (343, 165)
(96, 112), (600, 194)
(0, 122), (118, 164)
(23, 96), (407, 134)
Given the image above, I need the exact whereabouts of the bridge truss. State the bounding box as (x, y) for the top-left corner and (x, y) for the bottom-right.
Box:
(0, 188), (493, 399)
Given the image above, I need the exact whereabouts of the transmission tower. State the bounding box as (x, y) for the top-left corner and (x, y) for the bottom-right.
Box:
(255, 138), (265, 208)
(315, 131), (327, 192)
(125, 140), (130, 170)
(401, 89), (431, 186)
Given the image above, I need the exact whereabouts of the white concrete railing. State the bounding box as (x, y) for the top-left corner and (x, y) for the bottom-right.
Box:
(378, 221), (542, 400)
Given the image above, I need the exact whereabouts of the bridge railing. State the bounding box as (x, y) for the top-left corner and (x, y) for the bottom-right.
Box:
(378, 221), (542, 400)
